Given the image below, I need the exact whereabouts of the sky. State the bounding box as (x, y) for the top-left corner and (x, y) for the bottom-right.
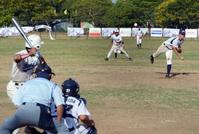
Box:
(112, 0), (117, 4)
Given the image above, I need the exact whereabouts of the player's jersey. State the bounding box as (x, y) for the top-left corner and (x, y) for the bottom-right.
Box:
(50, 96), (90, 131)
(164, 36), (184, 49)
(136, 30), (143, 37)
(111, 34), (122, 46)
(11, 50), (42, 82)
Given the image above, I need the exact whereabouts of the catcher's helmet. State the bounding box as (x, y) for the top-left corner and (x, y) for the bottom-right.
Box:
(61, 78), (79, 97)
(34, 63), (55, 80)
(25, 34), (44, 49)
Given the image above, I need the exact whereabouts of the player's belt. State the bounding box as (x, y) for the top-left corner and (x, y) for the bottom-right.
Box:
(22, 102), (49, 108)
(163, 43), (172, 50)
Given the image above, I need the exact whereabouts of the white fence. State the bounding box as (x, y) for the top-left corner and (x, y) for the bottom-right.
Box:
(1, 27), (199, 38)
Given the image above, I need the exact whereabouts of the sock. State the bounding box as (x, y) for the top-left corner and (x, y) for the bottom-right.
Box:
(167, 64), (172, 75)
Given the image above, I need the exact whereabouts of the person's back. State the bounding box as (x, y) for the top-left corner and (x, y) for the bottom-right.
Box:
(12, 77), (57, 107)
(50, 78), (97, 134)
(63, 96), (89, 131)
(164, 36), (184, 49)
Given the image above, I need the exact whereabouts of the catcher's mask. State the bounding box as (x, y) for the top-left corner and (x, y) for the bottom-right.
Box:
(61, 78), (79, 97)
(34, 63), (55, 80)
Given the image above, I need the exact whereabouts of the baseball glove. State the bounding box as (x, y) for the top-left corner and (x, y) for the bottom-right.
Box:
(175, 47), (182, 53)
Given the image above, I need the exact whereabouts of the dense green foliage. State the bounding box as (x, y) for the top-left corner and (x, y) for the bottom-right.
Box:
(0, 0), (199, 28)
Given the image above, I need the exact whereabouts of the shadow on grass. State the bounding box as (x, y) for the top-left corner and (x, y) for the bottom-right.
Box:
(156, 72), (198, 78)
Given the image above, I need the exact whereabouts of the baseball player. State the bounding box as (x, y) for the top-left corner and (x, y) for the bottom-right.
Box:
(0, 63), (67, 134)
(48, 78), (97, 134)
(136, 28), (143, 48)
(150, 29), (185, 78)
(105, 30), (132, 61)
(7, 34), (45, 101)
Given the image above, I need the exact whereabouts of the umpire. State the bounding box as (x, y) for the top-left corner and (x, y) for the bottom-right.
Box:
(0, 63), (66, 134)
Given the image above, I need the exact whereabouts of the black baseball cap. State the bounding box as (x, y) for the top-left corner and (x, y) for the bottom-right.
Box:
(179, 29), (185, 35)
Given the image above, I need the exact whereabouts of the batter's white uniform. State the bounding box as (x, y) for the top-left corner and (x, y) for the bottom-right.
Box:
(106, 34), (130, 59)
(152, 36), (184, 65)
(49, 96), (91, 134)
(7, 50), (42, 100)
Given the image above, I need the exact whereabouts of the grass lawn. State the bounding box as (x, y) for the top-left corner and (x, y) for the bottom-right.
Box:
(1, 35), (199, 134)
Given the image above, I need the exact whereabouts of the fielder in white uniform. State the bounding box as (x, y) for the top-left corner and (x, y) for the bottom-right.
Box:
(49, 78), (97, 134)
(150, 30), (185, 78)
(136, 28), (143, 48)
(7, 34), (45, 100)
(105, 30), (132, 61)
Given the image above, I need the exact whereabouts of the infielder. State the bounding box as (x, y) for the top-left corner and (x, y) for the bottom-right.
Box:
(48, 78), (97, 134)
(0, 63), (67, 134)
(105, 30), (132, 61)
(136, 28), (143, 48)
(150, 30), (185, 78)
(7, 34), (45, 100)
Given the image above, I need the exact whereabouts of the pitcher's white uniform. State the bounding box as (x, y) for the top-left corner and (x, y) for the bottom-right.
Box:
(152, 36), (184, 65)
(105, 31), (131, 60)
(151, 30), (185, 78)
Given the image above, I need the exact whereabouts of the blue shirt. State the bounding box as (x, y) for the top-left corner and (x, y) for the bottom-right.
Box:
(12, 77), (64, 107)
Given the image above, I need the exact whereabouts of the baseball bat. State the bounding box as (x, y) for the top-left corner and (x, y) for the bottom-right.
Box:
(12, 18), (32, 48)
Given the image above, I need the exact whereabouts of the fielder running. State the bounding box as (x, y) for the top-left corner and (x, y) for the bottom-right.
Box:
(150, 30), (185, 78)
(105, 30), (132, 61)
(48, 78), (97, 134)
(7, 34), (45, 100)
(136, 28), (143, 48)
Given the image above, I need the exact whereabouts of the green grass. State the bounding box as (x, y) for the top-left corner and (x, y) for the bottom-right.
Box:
(1, 36), (199, 111)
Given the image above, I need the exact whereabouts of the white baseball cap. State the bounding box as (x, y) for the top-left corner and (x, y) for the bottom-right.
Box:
(25, 34), (44, 49)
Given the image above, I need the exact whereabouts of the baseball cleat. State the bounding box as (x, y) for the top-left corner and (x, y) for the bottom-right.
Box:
(150, 55), (154, 64)
(128, 57), (132, 61)
(165, 74), (172, 78)
(105, 58), (109, 61)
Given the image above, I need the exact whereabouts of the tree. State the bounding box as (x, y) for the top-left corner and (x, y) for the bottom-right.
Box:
(0, 0), (14, 26)
(70, 0), (112, 27)
(155, 0), (199, 28)
(0, 0), (56, 26)
(103, 0), (162, 27)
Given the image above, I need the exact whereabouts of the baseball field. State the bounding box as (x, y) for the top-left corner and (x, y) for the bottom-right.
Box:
(1, 34), (199, 134)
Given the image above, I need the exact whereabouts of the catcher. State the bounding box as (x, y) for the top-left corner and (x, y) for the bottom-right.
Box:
(150, 29), (185, 78)
(47, 78), (97, 134)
